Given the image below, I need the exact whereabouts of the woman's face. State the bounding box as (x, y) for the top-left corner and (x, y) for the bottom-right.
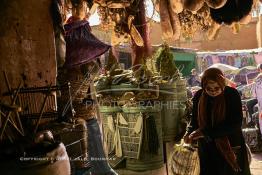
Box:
(205, 80), (223, 97)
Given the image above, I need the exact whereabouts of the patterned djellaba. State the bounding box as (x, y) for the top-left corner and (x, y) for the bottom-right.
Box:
(58, 16), (110, 121)
(57, 68), (94, 170)
(58, 67), (94, 121)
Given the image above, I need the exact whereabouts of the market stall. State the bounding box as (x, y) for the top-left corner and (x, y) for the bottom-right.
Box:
(1, 0), (262, 175)
(196, 48), (262, 73)
(94, 44), (188, 171)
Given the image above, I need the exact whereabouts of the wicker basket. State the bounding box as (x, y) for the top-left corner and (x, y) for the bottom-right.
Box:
(170, 142), (200, 175)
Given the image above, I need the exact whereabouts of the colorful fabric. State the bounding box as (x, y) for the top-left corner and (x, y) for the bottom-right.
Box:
(258, 113), (262, 137)
(252, 73), (262, 113)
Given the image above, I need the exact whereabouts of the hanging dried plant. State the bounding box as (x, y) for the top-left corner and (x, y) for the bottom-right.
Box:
(155, 44), (179, 80)
(169, 0), (183, 14)
(195, 4), (213, 31)
(97, 6), (115, 31)
(178, 4), (212, 39)
(178, 10), (197, 39)
(239, 13), (252, 24)
(230, 22), (240, 34)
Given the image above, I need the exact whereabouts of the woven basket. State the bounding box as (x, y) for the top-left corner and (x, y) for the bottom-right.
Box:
(170, 141), (200, 175)
(1, 143), (70, 175)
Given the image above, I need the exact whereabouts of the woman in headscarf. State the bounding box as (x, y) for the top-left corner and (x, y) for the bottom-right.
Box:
(184, 67), (251, 175)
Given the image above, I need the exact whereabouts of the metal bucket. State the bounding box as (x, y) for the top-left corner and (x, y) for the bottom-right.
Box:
(110, 84), (137, 96)
(161, 101), (186, 141)
(158, 79), (187, 101)
(99, 106), (122, 155)
(124, 106), (164, 171)
(159, 79), (187, 141)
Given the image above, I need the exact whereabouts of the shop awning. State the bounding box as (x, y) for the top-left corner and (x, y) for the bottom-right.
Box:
(173, 52), (196, 61)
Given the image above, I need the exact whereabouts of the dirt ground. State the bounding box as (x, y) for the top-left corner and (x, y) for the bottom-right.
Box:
(250, 152), (262, 175)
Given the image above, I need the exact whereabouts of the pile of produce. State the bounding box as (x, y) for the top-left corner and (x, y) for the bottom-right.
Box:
(155, 44), (179, 81)
(94, 44), (181, 105)
(178, 4), (212, 39)
(97, 0), (144, 46)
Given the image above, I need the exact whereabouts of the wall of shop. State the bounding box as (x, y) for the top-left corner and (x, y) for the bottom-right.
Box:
(0, 0), (56, 98)
(149, 19), (258, 51)
(257, 15), (262, 48)
(92, 18), (259, 60)
(93, 20), (258, 51)
(196, 53), (258, 72)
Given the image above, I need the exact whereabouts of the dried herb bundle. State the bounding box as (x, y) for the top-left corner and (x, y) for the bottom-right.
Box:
(155, 44), (179, 81)
(178, 4), (212, 39)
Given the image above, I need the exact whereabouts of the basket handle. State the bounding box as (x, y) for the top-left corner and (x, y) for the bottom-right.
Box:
(181, 139), (198, 151)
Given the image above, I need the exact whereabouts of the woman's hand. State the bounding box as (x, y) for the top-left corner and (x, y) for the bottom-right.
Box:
(189, 129), (204, 140)
(183, 133), (193, 144)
